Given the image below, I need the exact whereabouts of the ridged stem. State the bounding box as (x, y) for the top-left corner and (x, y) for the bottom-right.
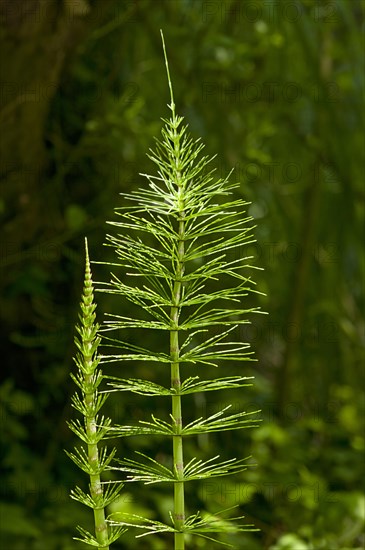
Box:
(82, 241), (109, 550)
(171, 212), (185, 549)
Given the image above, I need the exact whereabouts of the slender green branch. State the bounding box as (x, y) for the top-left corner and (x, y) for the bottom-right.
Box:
(170, 207), (186, 549)
(164, 33), (187, 547)
(93, 30), (266, 549)
(67, 239), (125, 549)
(83, 241), (109, 548)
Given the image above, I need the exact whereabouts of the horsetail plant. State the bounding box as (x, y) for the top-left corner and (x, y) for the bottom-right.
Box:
(68, 31), (265, 549)
(66, 239), (125, 549)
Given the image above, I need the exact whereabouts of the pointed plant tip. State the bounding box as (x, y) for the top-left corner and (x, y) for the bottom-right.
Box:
(84, 237), (89, 260)
(159, 28), (175, 115)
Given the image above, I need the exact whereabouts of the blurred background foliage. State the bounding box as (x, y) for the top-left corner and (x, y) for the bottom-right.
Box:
(0, 0), (364, 548)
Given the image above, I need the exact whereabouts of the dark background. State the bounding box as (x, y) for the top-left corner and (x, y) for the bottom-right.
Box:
(0, 1), (364, 549)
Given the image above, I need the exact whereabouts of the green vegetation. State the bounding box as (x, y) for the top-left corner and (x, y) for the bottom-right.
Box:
(0, 1), (363, 549)
(66, 239), (125, 548)
(68, 34), (265, 547)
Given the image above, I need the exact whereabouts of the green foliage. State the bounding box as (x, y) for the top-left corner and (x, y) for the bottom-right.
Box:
(1, 1), (364, 549)
(68, 32), (265, 548)
(66, 240), (125, 548)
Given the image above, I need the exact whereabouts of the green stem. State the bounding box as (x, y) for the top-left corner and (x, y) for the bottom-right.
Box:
(171, 211), (185, 550)
(83, 245), (109, 550)
(85, 377), (109, 549)
(164, 28), (186, 539)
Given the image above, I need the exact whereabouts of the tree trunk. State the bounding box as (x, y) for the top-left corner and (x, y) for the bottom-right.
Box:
(1, 0), (99, 245)
(0, 0), (116, 330)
